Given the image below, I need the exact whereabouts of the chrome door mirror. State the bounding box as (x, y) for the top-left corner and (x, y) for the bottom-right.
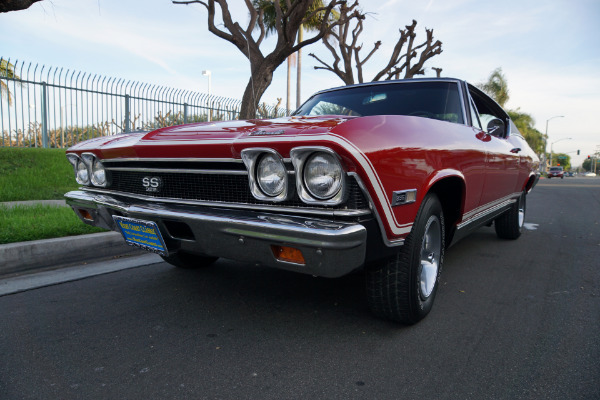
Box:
(486, 118), (505, 137)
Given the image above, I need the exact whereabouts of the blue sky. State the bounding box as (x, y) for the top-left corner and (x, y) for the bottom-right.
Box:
(1, 0), (599, 166)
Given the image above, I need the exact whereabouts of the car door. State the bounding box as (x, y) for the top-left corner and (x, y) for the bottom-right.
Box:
(467, 85), (521, 207)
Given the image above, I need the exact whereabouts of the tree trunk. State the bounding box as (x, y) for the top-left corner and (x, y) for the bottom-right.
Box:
(239, 64), (276, 120)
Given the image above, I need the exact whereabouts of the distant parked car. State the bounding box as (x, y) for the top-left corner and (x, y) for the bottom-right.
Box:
(584, 172), (597, 177)
(64, 78), (540, 324)
(547, 166), (564, 179)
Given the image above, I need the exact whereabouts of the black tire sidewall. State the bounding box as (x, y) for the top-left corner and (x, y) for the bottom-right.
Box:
(407, 194), (445, 319)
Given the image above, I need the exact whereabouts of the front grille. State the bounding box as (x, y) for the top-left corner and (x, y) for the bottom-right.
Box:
(105, 168), (369, 210)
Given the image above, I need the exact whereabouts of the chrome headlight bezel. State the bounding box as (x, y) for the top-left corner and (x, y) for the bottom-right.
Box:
(257, 153), (287, 197)
(67, 153), (90, 185)
(90, 157), (108, 187)
(290, 147), (347, 205)
(68, 153), (110, 187)
(241, 148), (291, 202)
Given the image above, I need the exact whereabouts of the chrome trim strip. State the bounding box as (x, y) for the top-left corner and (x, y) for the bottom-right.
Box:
(462, 192), (521, 221)
(105, 167), (248, 175)
(79, 187), (371, 217)
(101, 157), (243, 163)
(456, 198), (516, 230)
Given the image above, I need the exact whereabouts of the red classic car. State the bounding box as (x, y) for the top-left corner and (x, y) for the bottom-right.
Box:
(65, 78), (539, 324)
(547, 166), (564, 179)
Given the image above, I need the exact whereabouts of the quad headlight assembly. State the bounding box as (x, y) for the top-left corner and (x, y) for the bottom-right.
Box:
(242, 146), (347, 206)
(66, 153), (109, 187)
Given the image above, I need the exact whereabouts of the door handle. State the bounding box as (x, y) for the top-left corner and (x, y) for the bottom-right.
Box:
(510, 148), (521, 153)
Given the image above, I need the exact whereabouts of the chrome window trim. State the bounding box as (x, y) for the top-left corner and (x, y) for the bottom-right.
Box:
(80, 187), (371, 217)
(455, 81), (469, 126)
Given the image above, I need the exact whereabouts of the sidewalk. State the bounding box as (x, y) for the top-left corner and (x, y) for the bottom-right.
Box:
(0, 200), (142, 276)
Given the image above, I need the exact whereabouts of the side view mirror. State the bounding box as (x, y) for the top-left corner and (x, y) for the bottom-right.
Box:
(486, 118), (505, 137)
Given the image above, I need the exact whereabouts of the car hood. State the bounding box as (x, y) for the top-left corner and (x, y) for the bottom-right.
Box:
(69, 116), (351, 149)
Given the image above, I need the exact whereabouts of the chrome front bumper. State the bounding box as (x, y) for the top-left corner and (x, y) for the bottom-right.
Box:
(65, 190), (368, 278)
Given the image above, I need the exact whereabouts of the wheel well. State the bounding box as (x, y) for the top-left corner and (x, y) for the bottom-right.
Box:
(428, 177), (464, 247)
(524, 174), (536, 192)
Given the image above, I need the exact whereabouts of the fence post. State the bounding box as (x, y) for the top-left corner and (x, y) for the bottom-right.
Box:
(41, 81), (49, 148)
(124, 94), (130, 133)
(184, 102), (188, 124)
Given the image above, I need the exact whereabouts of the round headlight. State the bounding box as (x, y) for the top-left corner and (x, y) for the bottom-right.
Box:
(76, 160), (90, 185)
(257, 153), (287, 197)
(303, 152), (342, 200)
(91, 158), (107, 187)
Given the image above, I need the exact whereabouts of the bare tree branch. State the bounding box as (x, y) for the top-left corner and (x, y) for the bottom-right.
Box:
(173, 0), (359, 119)
(311, 13), (443, 85)
(0, 0), (42, 13)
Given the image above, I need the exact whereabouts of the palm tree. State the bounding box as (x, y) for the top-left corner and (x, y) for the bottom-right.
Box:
(0, 59), (21, 106)
(252, 0), (339, 111)
(479, 67), (509, 107)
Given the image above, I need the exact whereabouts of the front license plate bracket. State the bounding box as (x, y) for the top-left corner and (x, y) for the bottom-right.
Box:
(113, 216), (168, 256)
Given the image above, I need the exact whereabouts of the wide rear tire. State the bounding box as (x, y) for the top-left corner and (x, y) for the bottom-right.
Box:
(366, 193), (445, 324)
(495, 191), (526, 240)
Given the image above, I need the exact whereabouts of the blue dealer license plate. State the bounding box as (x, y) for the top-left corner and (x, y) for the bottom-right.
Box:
(113, 216), (168, 256)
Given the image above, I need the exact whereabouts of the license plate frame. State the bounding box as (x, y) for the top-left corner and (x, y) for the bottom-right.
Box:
(113, 216), (168, 256)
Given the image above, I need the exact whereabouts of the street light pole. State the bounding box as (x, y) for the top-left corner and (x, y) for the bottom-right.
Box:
(202, 70), (212, 96)
(202, 70), (212, 122)
(542, 115), (564, 171)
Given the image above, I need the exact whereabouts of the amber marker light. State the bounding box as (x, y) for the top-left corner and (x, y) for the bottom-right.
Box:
(271, 245), (306, 265)
(78, 209), (93, 221)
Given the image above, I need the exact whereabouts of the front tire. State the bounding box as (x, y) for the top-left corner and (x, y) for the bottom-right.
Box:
(160, 251), (218, 269)
(495, 191), (526, 239)
(366, 193), (445, 324)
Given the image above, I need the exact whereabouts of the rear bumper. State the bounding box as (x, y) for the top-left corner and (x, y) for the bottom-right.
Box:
(65, 190), (368, 278)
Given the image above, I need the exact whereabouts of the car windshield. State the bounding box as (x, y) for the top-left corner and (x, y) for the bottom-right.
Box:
(293, 81), (464, 124)
(550, 167), (563, 171)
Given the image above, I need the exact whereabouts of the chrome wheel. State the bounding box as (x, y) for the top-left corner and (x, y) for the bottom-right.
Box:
(419, 215), (442, 300)
(518, 193), (526, 228)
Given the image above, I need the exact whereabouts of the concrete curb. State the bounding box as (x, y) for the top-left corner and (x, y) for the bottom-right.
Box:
(0, 232), (143, 276)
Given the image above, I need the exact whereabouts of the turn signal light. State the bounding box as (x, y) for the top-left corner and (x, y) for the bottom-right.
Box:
(271, 245), (305, 265)
(78, 209), (93, 221)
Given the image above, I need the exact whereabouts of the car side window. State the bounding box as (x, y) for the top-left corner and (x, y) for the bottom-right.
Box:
(468, 86), (508, 138)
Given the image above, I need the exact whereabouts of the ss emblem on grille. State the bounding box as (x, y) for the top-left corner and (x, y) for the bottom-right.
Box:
(142, 176), (163, 192)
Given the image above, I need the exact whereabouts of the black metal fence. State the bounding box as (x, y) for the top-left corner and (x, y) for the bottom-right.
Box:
(0, 57), (289, 148)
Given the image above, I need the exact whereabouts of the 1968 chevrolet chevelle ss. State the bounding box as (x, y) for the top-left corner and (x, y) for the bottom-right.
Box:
(65, 78), (539, 324)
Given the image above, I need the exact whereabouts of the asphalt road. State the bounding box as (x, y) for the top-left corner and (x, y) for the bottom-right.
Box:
(1, 178), (599, 400)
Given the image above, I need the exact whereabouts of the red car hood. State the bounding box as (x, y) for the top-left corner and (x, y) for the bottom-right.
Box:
(68, 116), (361, 159)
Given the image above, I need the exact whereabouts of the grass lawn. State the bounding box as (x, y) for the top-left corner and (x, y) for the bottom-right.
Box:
(0, 147), (79, 201)
(0, 204), (107, 244)
(0, 147), (108, 243)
